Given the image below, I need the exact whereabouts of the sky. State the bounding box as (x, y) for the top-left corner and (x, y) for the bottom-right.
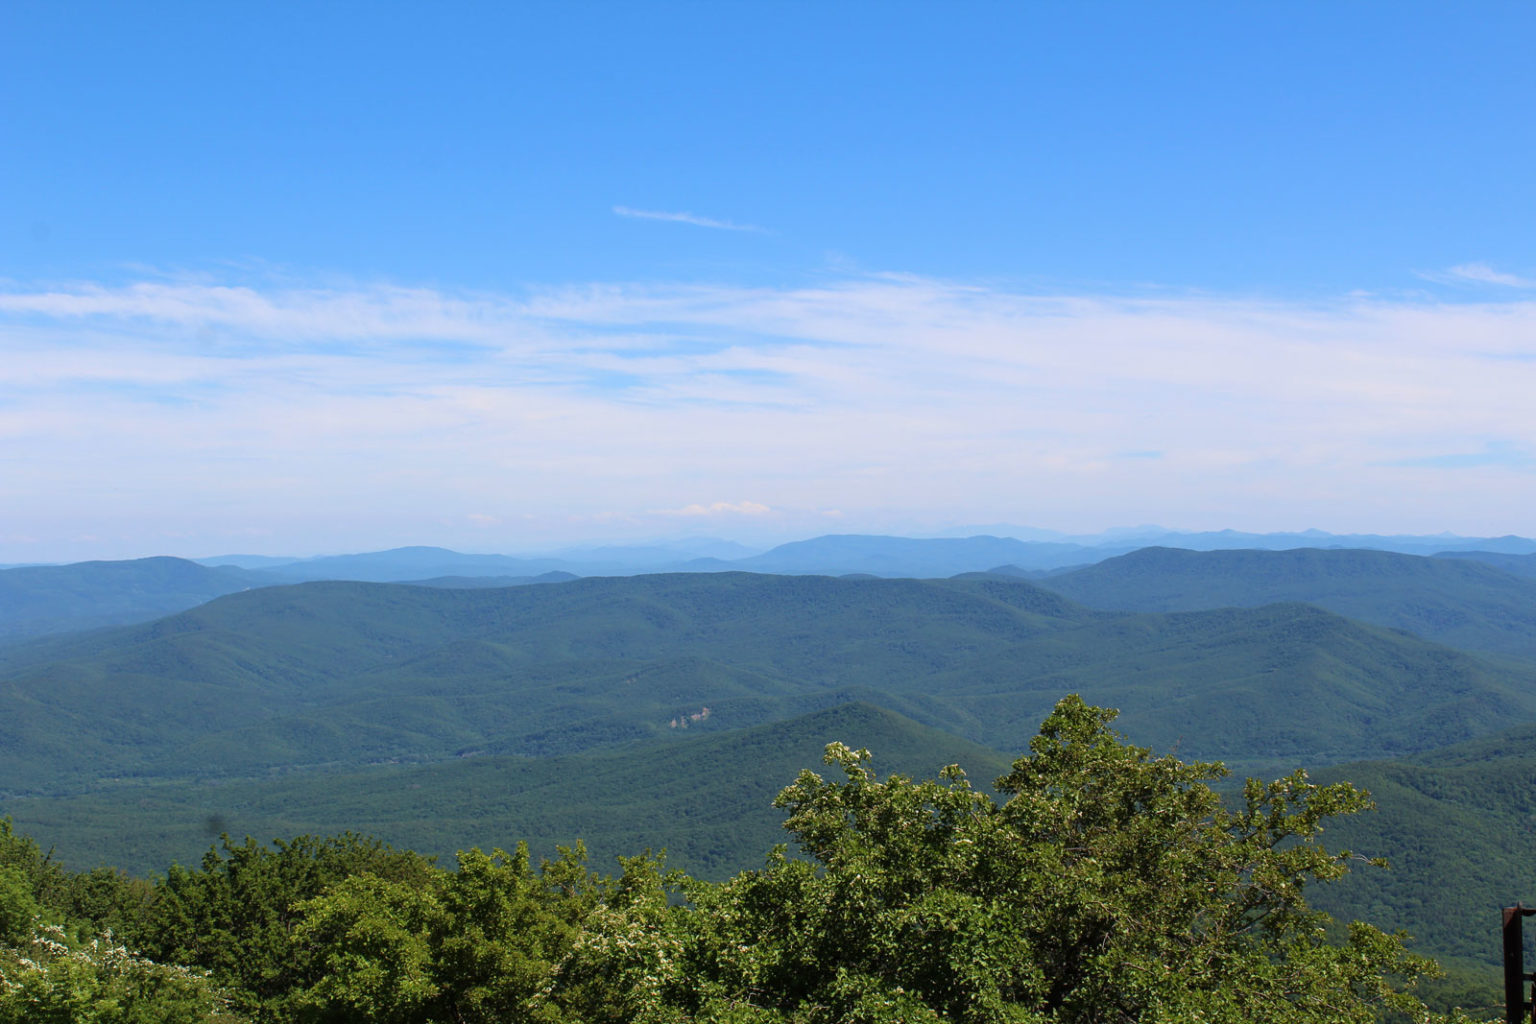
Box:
(2, 2), (1535, 561)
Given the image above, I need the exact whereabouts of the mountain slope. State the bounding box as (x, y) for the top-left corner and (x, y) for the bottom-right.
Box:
(1, 701), (1013, 878)
(1311, 725), (1536, 971)
(0, 573), (1086, 793)
(1037, 546), (1536, 660)
(922, 601), (1536, 774)
(0, 556), (272, 643)
(1435, 550), (1536, 579)
(2, 572), (1531, 802)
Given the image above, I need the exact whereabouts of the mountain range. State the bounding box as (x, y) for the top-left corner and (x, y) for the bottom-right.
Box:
(4, 535), (1536, 987)
(1031, 545), (1536, 660)
(8, 527), (1536, 643)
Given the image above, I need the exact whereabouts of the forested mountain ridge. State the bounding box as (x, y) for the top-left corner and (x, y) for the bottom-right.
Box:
(3, 572), (1531, 803)
(13, 541), (1536, 650)
(1436, 549), (1536, 579)
(1311, 724), (1536, 966)
(0, 697), (1492, 1024)
(5, 560), (1535, 1017)
(1035, 545), (1536, 660)
(2, 701), (1014, 878)
(0, 555), (271, 643)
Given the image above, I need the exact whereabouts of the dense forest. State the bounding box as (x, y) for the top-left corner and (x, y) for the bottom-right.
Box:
(0, 698), (1493, 1023)
(5, 545), (1536, 1021)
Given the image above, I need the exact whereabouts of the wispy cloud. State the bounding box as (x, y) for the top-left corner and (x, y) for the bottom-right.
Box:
(612, 206), (764, 232)
(0, 281), (526, 344)
(4, 270), (1536, 557)
(1422, 263), (1536, 289)
(1385, 441), (1536, 471)
(653, 501), (773, 518)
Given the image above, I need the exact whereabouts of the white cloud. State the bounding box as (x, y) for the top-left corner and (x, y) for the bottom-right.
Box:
(1427, 263), (1536, 288)
(0, 280), (531, 345)
(653, 501), (774, 518)
(5, 271), (1536, 556)
(612, 206), (764, 232)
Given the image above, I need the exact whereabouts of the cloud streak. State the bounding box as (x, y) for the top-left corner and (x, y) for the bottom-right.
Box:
(1421, 263), (1536, 289)
(653, 501), (773, 518)
(1385, 442), (1536, 470)
(612, 206), (764, 232)
(4, 271), (1536, 557)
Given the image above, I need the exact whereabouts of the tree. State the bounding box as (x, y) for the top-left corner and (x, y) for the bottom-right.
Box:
(0, 921), (236, 1024)
(673, 696), (1472, 1024)
(289, 842), (613, 1024)
(140, 832), (435, 1022)
(290, 873), (441, 1024)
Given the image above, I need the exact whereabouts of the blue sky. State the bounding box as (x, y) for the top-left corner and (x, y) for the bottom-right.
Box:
(2, 2), (1535, 559)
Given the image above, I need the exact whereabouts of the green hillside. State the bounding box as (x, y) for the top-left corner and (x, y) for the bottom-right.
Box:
(1037, 545), (1536, 660)
(1277, 725), (1536, 1014)
(1311, 725), (1536, 967)
(920, 601), (1536, 774)
(0, 573), (1083, 793)
(6, 560), (1536, 987)
(0, 555), (270, 643)
(1, 701), (1012, 878)
(3, 572), (1532, 803)
(1436, 549), (1536, 579)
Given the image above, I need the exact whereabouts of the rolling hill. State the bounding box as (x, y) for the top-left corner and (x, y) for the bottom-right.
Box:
(1312, 725), (1536, 968)
(2, 572), (1532, 802)
(1436, 550), (1536, 579)
(0, 701), (1013, 878)
(1034, 546), (1536, 661)
(5, 561), (1536, 993)
(0, 556), (271, 643)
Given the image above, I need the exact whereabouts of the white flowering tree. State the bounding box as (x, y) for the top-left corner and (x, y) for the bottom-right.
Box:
(0, 904), (232, 1023)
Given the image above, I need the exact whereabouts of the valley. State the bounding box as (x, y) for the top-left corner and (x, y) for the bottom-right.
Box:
(4, 536), (1536, 1007)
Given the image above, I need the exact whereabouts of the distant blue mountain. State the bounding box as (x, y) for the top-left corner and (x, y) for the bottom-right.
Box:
(936, 524), (1536, 556)
(196, 553), (306, 570)
(1434, 549), (1536, 578)
(190, 529), (1536, 584)
(724, 534), (1126, 576)
(0, 556), (271, 642)
(21, 531), (1532, 644)
(1037, 545), (1536, 660)
(404, 571), (581, 588)
(258, 546), (573, 582)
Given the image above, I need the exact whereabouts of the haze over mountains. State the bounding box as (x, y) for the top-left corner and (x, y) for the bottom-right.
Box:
(7, 525), (1536, 643)
(4, 527), (1536, 986)
(0, 557), (271, 644)
(1033, 546), (1536, 660)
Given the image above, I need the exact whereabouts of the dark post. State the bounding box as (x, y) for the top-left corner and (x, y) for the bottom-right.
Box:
(1505, 905), (1536, 1024)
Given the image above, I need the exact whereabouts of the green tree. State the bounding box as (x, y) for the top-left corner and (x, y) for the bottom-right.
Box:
(550, 852), (690, 1024)
(674, 695), (1472, 1024)
(0, 865), (40, 946)
(290, 873), (441, 1024)
(289, 842), (616, 1024)
(0, 817), (69, 920)
(139, 833), (435, 1022)
(0, 921), (237, 1024)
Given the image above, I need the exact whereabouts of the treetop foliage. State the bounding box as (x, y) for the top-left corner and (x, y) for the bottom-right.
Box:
(677, 696), (1456, 1023)
(0, 697), (1495, 1023)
